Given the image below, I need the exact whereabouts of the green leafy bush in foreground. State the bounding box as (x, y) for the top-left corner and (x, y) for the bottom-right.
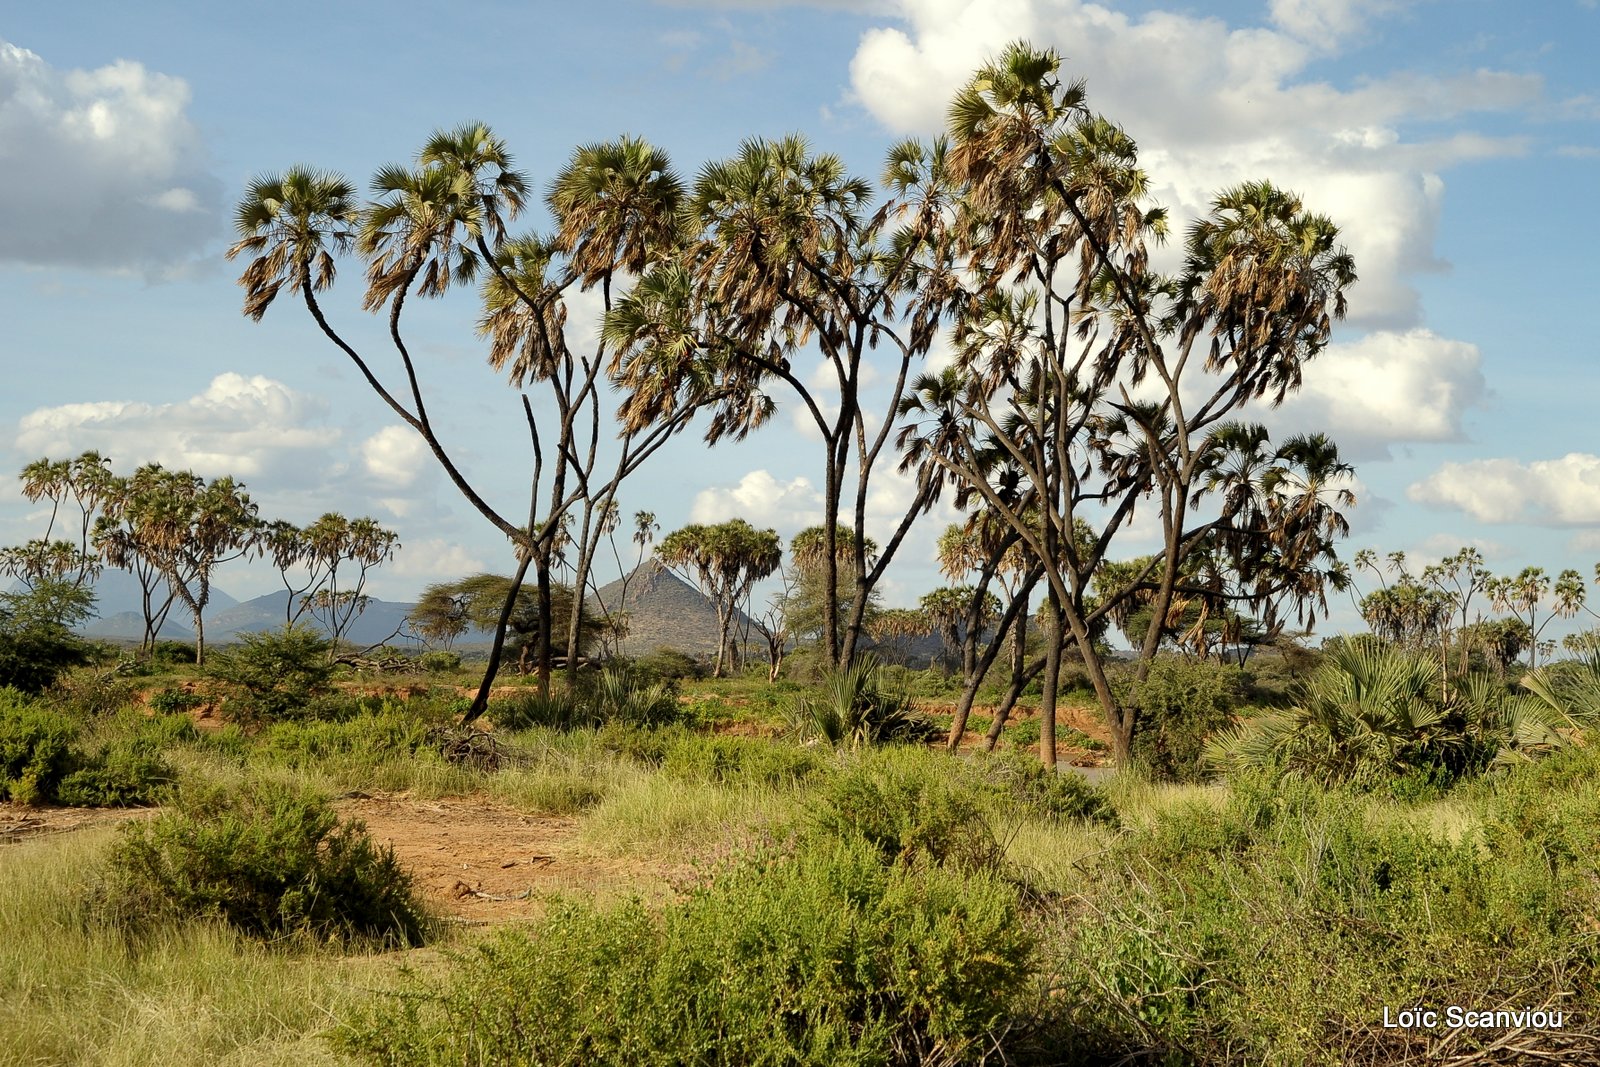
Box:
(0, 696), (77, 805)
(1036, 765), (1600, 1064)
(100, 780), (429, 948)
(340, 837), (1032, 1066)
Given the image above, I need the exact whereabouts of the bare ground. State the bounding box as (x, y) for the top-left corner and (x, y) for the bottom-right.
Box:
(334, 793), (679, 923)
(2, 794), (678, 925)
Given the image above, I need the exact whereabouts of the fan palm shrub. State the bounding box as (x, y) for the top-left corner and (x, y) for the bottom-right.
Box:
(787, 655), (937, 748)
(1204, 639), (1586, 786)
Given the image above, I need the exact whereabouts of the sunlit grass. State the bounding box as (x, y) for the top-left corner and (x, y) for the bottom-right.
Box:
(0, 829), (404, 1067)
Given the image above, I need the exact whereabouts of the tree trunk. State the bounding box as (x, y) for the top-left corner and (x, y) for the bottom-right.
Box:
(534, 555), (553, 699)
(713, 603), (734, 678)
(1039, 589), (1061, 769)
(464, 550), (533, 725)
(822, 459), (841, 668)
(947, 580), (1035, 751)
(982, 609), (1032, 751)
(564, 498), (604, 686)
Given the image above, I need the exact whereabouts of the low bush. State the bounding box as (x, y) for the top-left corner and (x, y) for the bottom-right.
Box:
(974, 748), (1116, 827)
(46, 666), (143, 718)
(417, 650), (462, 673)
(205, 626), (335, 724)
(1031, 765), (1600, 1064)
(631, 647), (706, 683)
(340, 836), (1033, 1066)
(259, 711), (438, 770)
(810, 751), (998, 869)
(0, 698), (77, 805)
(1128, 656), (1246, 782)
(99, 780), (429, 947)
(662, 733), (827, 788)
(490, 668), (684, 732)
(0, 697), (173, 806)
(54, 744), (173, 807)
(787, 656), (940, 748)
(147, 685), (205, 715)
(151, 639), (198, 666)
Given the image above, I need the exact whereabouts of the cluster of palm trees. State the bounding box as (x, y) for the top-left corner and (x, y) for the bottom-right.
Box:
(3, 452), (396, 665)
(1346, 547), (1600, 675)
(229, 42), (1362, 764)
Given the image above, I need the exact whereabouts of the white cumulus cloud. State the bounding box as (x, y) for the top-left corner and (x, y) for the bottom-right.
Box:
(0, 38), (219, 271)
(1409, 453), (1600, 526)
(360, 425), (431, 488)
(14, 373), (339, 484)
(1270, 329), (1487, 458)
(845, 0), (1536, 330)
(691, 469), (826, 531)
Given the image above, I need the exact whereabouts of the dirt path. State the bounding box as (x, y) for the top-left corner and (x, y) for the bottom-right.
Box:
(336, 794), (678, 923)
(0, 803), (152, 843)
(4, 795), (678, 925)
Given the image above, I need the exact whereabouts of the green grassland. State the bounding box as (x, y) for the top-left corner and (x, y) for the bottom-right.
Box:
(2, 653), (1598, 1066)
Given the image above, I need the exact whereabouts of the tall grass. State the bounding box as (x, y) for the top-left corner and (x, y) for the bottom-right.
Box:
(0, 830), (383, 1066)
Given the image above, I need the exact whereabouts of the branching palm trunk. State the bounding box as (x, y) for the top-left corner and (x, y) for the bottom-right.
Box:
(465, 549), (534, 724)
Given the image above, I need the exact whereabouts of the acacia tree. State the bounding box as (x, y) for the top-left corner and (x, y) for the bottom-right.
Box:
(657, 518), (782, 676)
(92, 465), (261, 664)
(893, 44), (1357, 765)
(406, 585), (471, 650)
(229, 129), (726, 715)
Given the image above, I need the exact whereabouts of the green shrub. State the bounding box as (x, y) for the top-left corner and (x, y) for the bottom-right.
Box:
(260, 711), (438, 769)
(114, 708), (203, 748)
(975, 748), (1116, 826)
(147, 686), (205, 715)
(787, 656), (940, 748)
(0, 697), (172, 806)
(491, 668), (683, 732)
(631, 647), (707, 683)
(1033, 769), (1600, 1064)
(811, 752), (998, 869)
(54, 744), (173, 807)
(340, 837), (1033, 1066)
(151, 639), (198, 666)
(490, 689), (586, 731)
(0, 629), (92, 696)
(1129, 656), (1246, 782)
(47, 666), (143, 718)
(418, 650), (462, 673)
(100, 780), (429, 947)
(1006, 714), (1041, 749)
(205, 625), (335, 724)
(0, 700), (77, 805)
(662, 733), (827, 788)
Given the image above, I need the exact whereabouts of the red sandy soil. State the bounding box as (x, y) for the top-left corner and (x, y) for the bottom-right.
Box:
(2, 793), (678, 924)
(332, 793), (679, 923)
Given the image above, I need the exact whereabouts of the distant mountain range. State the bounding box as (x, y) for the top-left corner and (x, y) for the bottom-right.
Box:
(58, 559), (945, 664)
(69, 569), (421, 648)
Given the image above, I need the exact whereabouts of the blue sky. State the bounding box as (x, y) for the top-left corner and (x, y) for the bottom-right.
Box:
(1, 0), (1597, 639)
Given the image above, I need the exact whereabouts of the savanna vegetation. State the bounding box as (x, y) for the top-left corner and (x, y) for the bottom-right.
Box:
(5, 40), (1600, 1067)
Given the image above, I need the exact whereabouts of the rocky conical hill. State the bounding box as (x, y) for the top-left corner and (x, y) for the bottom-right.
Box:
(588, 558), (754, 658)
